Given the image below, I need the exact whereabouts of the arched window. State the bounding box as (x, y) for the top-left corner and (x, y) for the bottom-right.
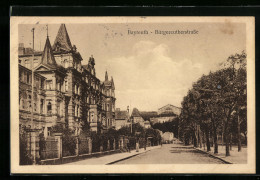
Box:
(47, 102), (52, 115)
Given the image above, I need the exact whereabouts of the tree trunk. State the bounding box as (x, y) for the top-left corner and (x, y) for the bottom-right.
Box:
(224, 125), (230, 156)
(206, 129), (211, 152)
(199, 126), (202, 148)
(237, 115), (242, 152)
(243, 132), (247, 146)
(211, 115), (218, 154)
(230, 134), (232, 150)
(193, 125), (198, 148)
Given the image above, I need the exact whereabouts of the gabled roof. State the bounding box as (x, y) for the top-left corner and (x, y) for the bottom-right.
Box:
(40, 36), (57, 69)
(52, 24), (73, 52)
(131, 108), (141, 117)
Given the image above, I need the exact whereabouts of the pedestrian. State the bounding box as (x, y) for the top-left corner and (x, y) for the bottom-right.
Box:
(126, 138), (130, 153)
(136, 139), (139, 152)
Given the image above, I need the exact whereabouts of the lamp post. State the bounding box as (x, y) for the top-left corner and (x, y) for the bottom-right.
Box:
(30, 28), (35, 129)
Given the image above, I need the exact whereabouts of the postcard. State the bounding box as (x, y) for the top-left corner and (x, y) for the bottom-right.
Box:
(10, 16), (255, 174)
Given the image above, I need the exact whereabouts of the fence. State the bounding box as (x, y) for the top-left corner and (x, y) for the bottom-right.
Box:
(78, 137), (92, 155)
(20, 130), (159, 165)
(39, 136), (59, 160)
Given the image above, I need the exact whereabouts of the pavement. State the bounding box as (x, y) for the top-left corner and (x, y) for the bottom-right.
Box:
(64, 146), (161, 165)
(195, 145), (247, 164)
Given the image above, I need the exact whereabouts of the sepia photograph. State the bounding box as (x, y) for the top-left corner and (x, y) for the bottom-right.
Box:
(10, 16), (255, 174)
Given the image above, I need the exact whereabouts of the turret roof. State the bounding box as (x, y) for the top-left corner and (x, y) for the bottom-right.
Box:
(52, 24), (73, 52)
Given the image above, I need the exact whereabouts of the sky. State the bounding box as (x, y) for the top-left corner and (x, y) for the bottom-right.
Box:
(19, 22), (246, 111)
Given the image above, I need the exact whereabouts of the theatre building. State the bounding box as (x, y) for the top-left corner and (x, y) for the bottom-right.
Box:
(18, 24), (116, 136)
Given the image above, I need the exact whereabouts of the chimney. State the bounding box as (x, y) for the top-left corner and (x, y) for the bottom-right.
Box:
(18, 43), (25, 55)
(127, 106), (129, 113)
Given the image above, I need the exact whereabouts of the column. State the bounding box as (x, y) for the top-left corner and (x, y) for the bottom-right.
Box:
(54, 133), (63, 160)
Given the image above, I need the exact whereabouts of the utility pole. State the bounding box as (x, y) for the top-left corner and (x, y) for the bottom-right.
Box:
(31, 27), (35, 129)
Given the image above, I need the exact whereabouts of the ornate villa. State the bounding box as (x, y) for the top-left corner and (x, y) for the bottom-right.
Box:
(18, 24), (116, 137)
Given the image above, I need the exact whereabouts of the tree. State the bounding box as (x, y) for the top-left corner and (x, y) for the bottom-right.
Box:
(179, 51), (247, 156)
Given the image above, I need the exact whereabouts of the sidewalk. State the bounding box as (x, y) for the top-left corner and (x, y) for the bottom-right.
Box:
(64, 145), (161, 165)
(195, 145), (247, 164)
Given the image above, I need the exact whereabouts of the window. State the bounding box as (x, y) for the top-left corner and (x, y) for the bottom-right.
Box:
(47, 127), (51, 136)
(91, 113), (94, 122)
(78, 86), (80, 95)
(34, 103), (37, 112)
(78, 106), (80, 117)
(46, 80), (52, 90)
(57, 102), (60, 116)
(35, 77), (39, 88)
(25, 59), (30, 68)
(22, 99), (25, 109)
(28, 95), (31, 111)
(65, 81), (68, 91)
(47, 102), (52, 115)
(57, 81), (60, 91)
(64, 59), (68, 68)
(26, 72), (30, 84)
(74, 85), (77, 94)
(107, 104), (109, 111)
(40, 99), (44, 114)
(40, 79), (44, 89)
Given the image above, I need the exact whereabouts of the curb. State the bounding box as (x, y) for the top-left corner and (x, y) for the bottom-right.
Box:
(194, 148), (232, 164)
(106, 147), (160, 165)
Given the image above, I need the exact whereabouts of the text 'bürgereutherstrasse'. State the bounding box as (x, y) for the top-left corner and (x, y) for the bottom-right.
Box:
(128, 29), (199, 35)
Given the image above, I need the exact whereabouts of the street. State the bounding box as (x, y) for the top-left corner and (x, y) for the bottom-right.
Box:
(113, 143), (226, 164)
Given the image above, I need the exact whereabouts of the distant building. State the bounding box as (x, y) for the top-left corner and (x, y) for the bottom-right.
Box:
(115, 108), (130, 130)
(139, 111), (158, 121)
(144, 120), (151, 129)
(150, 116), (176, 125)
(162, 132), (174, 143)
(158, 104), (181, 116)
(131, 108), (145, 127)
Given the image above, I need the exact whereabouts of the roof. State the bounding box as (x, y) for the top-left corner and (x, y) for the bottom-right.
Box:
(82, 65), (90, 71)
(139, 111), (158, 120)
(52, 24), (73, 52)
(19, 64), (46, 79)
(131, 108), (141, 117)
(103, 71), (114, 89)
(115, 110), (129, 120)
(158, 104), (181, 110)
(40, 36), (58, 69)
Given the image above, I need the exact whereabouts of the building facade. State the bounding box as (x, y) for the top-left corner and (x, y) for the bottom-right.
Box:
(18, 24), (116, 136)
